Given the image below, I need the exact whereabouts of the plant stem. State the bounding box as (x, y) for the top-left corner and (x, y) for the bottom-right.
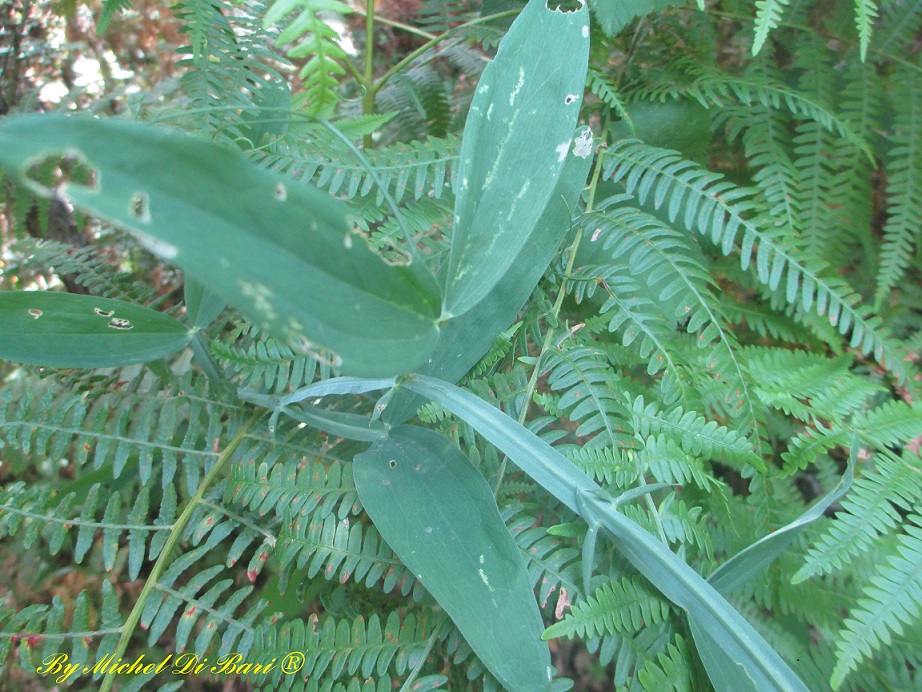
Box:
(491, 118), (611, 495)
(362, 0), (377, 150)
(97, 413), (260, 692)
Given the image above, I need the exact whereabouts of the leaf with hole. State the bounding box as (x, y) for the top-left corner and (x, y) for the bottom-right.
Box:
(443, 0), (590, 317)
(0, 115), (442, 378)
(0, 292), (192, 368)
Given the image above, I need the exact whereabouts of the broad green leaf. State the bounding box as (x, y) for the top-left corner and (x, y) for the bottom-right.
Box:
(385, 127), (595, 425)
(0, 291), (191, 368)
(443, 0), (590, 317)
(282, 405), (385, 441)
(183, 279), (225, 330)
(402, 374), (809, 692)
(0, 115), (441, 378)
(709, 436), (857, 595)
(353, 425), (553, 691)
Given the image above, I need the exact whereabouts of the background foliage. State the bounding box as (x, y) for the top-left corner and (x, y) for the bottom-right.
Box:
(1, 0), (921, 690)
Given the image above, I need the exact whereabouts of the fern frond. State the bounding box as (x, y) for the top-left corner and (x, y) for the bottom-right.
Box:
(0, 372), (230, 485)
(140, 530), (268, 656)
(246, 610), (436, 686)
(0, 481), (177, 578)
(227, 439), (359, 522)
(794, 450), (922, 583)
(602, 139), (908, 384)
(567, 446), (637, 487)
(10, 238), (161, 305)
(824, 58), (881, 267)
(98, 0), (134, 33)
(854, 0), (880, 60)
(665, 63), (870, 155)
(174, 0), (287, 139)
(265, 0), (353, 117)
(629, 395), (763, 471)
(214, 322), (326, 394)
(726, 101), (801, 238)
(544, 576), (672, 640)
(542, 346), (634, 450)
(874, 0), (922, 57)
(503, 504), (581, 606)
(875, 67), (922, 308)
(262, 134), (459, 205)
(277, 510), (419, 596)
(752, 0), (791, 55)
(639, 435), (721, 493)
(636, 633), (694, 691)
(375, 62), (453, 141)
(743, 347), (884, 423)
(831, 513), (922, 687)
(0, 583), (123, 674)
(579, 206), (756, 429)
(587, 67), (631, 121)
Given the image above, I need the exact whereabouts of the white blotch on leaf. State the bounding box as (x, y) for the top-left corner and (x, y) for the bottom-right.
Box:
(94, 308), (114, 317)
(28, 309), (42, 319)
(509, 67), (526, 106)
(239, 280), (275, 318)
(573, 129), (594, 158)
(478, 569), (495, 592)
(591, 227), (602, 242)
(582, 25), (589, 38)
(556, 140), (571, 162)
(479, 554), (484, 564)
(274, 182), (287, 201)
(108, 317), (133, 330)
(565, 94), (578, 105)
(343, 233), (353, 249)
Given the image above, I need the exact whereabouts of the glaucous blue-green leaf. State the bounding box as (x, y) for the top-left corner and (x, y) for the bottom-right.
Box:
(0, 291), (192, 368)
(443, 0), (590, 317)
(401, 374), (809, 692)
(710, 436), (857, 595)
(353, 425), (553, 691)
(385, 127), (595, 425)
(183, 279), (225, 330)
(0, 115), (441, 378)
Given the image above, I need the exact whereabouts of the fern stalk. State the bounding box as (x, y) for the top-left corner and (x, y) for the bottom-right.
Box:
(97, 414), (260, 692)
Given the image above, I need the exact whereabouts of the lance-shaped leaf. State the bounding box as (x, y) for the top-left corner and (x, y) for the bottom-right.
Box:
(401, 375), (808, 692)
(0, 292), (192, 368)
(0, 115), (441, 378)
(385, 127), (595, 425)
(353, 425), (554, 691)
(443, 0), (590, 317)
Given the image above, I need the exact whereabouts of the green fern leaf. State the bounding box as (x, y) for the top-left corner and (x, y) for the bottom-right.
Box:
(544, 576), (672, 640)
(752, 0), (791, 55)
(831, 513), (922, 687)
(875, 67), (922, 309)
(854, 0), (880, 60)
(543, 346), (635, 450)
(629, 395), (763, 471)
(602, 139), (908, 384)
(795, 451), (922, 583)
(246, 610), (436, 686)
